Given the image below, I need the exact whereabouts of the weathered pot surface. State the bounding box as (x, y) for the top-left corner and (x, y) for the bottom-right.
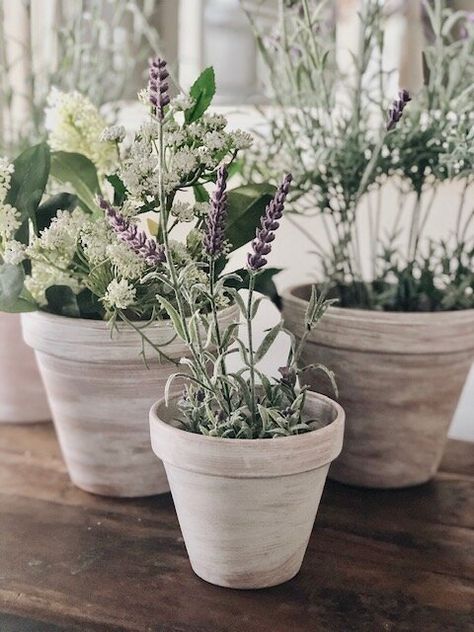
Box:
(282, 284), (474, 489)
(22, 305), (237, 497)
(149, 391), (345, 589)
(0, 313), (50, 423)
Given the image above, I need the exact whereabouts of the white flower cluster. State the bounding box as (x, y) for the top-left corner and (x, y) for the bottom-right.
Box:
(25, 264), (83, 306)
(0, 157), (21, 243)
(100, 125), (126, 143)
(46, 89), (117, 174)
(103, 278), (136, 310)
(3, 240), (27, 265)
(121, 139), (160, 198)
(171, 201), (194, 222)
(28, 208), (87, 267)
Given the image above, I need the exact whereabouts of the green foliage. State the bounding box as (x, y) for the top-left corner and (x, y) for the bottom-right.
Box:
(226, 184), (276, 251)
(0, 264), (37, 312)
(5, 143), (51, 243)
(36, 193), (78, 234)
(50, 151), (100, 213)
(185, 67), (216, 123)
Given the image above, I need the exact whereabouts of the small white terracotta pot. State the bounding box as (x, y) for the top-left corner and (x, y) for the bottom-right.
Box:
(149, 391), (345, 589)
(282, 285), (474, 489)
(22, 305), (237, 497)
(0, 313), (50, 423)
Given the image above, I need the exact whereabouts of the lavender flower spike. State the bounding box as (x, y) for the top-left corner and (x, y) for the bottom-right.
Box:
(203, 165), (228, 257)
(100, 198), (166, 266)
(386, 89), (411, 131)
(148, 57), (170, 119)
(247, 174), (292, 271)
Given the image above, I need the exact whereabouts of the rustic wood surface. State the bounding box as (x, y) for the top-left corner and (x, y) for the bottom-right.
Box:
(0, 422), (473, 632)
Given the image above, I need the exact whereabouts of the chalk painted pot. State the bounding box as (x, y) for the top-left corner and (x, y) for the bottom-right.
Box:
(150, 392), (344, 589)
(22, 305), (237, 497)
(283, 285), (474, 489)
(0, 313), (50, 423)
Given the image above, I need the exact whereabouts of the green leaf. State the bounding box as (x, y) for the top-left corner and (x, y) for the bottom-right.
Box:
(6, 143), (51, 243)
(106, 174), (127, 206)
(226, 183), (275, 251)
(36, 193), (77, 233)
(193, 184), (209, 203)
(50, 151), (100, 213)
(157, 294), (186, 341)
(45, 285), (80, 318)
(185, 67), (216, 124)
(0, 263), (36, 312)
(254, 322), (282, 363)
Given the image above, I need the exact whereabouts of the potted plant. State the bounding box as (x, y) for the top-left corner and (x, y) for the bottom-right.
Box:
(248, 1), (474, 487)
(149, 155), (344, 588)
(0, 58), (276, 497)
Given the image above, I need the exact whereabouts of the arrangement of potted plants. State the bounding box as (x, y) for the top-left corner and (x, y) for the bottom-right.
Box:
(248, 0), (474, 487)
(146, 84), (344, 585)
(0, 58), (278, 497)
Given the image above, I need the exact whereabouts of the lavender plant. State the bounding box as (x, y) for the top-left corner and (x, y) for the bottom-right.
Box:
(245, 0), (474, 312)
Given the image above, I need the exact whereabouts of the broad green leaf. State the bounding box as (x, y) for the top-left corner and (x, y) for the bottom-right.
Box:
(157, 294), (186, 341)
(50, 151), (100, 213)
(184, 67), (216, 124)
(45, 285), (80, 318)
(254, 322), (282, 363)
(226, 183), (275, 251)
(193, 184), (209, 203)
(36, 192), (77, 233)
(6, 142), (51, 243)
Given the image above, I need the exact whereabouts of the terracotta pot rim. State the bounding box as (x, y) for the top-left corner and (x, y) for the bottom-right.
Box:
(283, 284), (474, 324)
(149, 391), (345, 478)
(28, 303), (237, 332)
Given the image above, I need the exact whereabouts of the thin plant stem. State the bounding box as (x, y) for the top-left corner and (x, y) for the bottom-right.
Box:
(246, 272), (257, 423)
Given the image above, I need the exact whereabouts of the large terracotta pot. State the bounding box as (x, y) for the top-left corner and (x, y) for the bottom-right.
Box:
(0, 313), (50, 423)
(149, 392), (345, 589)
(22, 305), (237, 497)
(282, 285), (474, 489)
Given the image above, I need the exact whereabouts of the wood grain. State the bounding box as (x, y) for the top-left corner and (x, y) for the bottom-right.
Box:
(0, 423), (472, 631)
(282, 285), (474, 489)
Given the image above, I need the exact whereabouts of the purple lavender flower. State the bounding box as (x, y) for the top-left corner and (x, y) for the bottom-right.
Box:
(100, 198), (166, 266)
(247, 174), (292, 271)
(386, 89), (411, 131)
(148, 57), (170, 119)
(203, 165), (228, 258)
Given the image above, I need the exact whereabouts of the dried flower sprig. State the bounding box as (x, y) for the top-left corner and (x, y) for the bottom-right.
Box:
(386, 89), (411, 131)
(100, 198), (166, 265)
(247, 174), (292, 271)
(148, 57), (170, 119)
(203, 165), (228, 257)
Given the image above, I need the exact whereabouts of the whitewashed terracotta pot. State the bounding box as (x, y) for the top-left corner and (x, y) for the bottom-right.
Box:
(283, 285), (474, 489)
(0, 313), (50, 423)
(22, 305), (237, 497)
(149, 391), (345, 589)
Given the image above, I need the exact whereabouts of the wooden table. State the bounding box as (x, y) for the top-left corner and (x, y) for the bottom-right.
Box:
(0, 423), (473, 632)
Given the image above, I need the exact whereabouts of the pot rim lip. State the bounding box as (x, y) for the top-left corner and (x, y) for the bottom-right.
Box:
(282, 284), (474, 322)
(21, 302), (238, 331)
(150, 390), (345, 447)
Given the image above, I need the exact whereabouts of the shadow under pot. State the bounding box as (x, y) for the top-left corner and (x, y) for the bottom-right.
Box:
(21, 305), (238, 497)
(0, 313), (50, 423)
(282, 285), (474, 489)
(149, 391), (345, 589)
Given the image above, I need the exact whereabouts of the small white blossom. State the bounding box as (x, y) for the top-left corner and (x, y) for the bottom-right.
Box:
(171, 94), (195, 111)
(3, 240), (26, 265)
(25, 263), (82, 306)
(172, 148), (197, 176)
(139, 121), (160, 142)
(204, 131), (227, 152)
(0, 204), (21, 239)
(193, 202), (210, 217)
(171, 201), (194, 222)
(106, 242), (145, 279)
(202, 114), (227, 130)
(100, 125), (126, 143)
(231, 129), (253, 150)
(0, 157), (14, 203)
(103, 278), (136, 310)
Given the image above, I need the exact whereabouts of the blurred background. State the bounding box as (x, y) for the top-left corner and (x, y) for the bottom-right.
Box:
(1, 0), (472, 439)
